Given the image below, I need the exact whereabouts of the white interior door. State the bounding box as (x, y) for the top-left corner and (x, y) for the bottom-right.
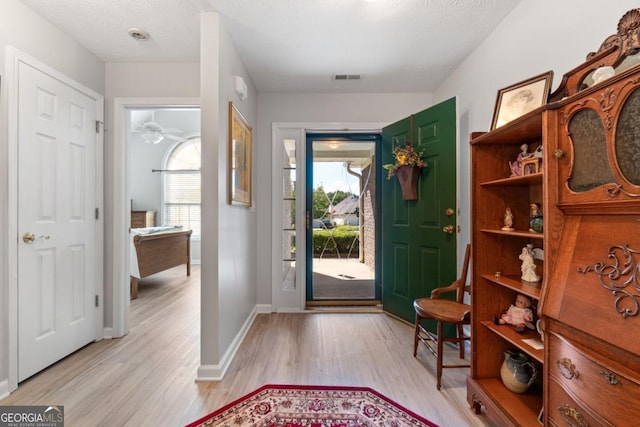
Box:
(17, 60), (97, 382)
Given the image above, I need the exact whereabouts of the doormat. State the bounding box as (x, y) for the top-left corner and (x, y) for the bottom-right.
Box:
(185, 384), (439, 427)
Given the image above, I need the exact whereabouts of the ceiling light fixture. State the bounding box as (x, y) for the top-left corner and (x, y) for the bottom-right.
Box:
(128, 27), (150, 41)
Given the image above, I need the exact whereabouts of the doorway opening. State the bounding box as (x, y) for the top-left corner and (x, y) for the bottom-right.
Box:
(305, 133), (382, 306)
(127, 107), (202, 299)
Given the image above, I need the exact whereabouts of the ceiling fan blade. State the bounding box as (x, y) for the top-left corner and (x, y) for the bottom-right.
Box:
(163, 127), (183, 134)
(164, 134), (186, 142)
(131, 121), (146, 132)
(142, 121), (164, 133)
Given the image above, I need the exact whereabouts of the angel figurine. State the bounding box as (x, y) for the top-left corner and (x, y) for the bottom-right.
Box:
(519, 244), (540, 282)
(501, 207), (514, 231)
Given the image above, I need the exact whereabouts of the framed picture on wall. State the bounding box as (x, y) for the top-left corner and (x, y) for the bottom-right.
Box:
(491, 70), (553, 130)
(228, 102), (253, 207)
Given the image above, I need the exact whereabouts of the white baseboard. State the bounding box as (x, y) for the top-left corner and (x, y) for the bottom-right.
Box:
(196, 304), (261, 381)
(0, 379), (9, 400)
(103, 327), (114, 339)
(255, 304), (272, 313)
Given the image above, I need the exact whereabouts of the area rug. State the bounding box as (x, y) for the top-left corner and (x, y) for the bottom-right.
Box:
(185, 384), (438, 427)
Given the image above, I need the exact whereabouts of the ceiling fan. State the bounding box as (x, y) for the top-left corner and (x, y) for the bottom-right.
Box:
(132, 119), (185, 144)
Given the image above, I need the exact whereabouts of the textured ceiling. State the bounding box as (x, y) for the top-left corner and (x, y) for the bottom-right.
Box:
(19, 0), (522, 93)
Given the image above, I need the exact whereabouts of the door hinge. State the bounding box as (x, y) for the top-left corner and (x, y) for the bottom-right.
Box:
(95, 120), (103, 133)
(95, 295), (99, 307)
(95, 207), (99, 220)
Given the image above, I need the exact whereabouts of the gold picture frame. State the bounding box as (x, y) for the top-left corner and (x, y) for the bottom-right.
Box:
(491, 70), (553, 130)
(228, 102), (252, 207)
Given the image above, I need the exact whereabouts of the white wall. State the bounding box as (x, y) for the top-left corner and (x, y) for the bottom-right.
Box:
(198, 11), (258, 377)
(129, 135), (167, 213)
(255, 93), (433, 304)
(435, 0), (639, 273)
(0, 0), (105, 395)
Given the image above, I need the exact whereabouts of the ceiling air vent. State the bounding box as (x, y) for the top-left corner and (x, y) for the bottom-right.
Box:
(332, 74), (362, 81)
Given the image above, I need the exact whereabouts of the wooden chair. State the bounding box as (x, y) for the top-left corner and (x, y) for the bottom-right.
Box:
(413, 244), (471, 390)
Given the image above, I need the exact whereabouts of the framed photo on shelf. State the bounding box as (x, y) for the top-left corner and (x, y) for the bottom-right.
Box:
(228, 101), (253, 207)
(491, 70), (554, 130)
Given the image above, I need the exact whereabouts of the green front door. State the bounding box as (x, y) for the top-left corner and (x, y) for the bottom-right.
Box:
(381, 97), (457, 323)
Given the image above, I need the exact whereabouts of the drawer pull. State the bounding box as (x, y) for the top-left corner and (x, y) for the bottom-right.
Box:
(599, 370), (620, 385)
(558, 404), (589, 427)
(557, 358), (580, 380)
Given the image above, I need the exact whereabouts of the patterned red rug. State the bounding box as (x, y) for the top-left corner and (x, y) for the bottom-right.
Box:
(185, 384), (438, 427)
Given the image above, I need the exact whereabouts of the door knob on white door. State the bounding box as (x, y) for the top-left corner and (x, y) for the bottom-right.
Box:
(22, 233), (50, 243)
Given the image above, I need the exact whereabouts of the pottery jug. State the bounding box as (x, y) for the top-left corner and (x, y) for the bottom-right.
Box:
(500, 350), (538, 393)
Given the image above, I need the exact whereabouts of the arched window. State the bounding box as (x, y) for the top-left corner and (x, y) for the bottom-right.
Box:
(163, 136), (201, 237)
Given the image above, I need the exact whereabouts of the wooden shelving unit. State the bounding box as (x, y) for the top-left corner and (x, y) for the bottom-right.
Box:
(468, 11), (640, 426)
(466, 110), (546, 426)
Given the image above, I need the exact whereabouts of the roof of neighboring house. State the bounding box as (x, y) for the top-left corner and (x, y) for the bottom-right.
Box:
(332, 194), (359, 216)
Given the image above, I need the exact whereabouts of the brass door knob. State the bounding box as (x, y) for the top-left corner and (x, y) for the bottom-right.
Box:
(22, 233), (49, 243)
(442, 225), (455, 234)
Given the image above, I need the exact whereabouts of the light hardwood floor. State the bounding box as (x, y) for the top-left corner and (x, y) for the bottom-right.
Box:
(1, 266), (492, 427)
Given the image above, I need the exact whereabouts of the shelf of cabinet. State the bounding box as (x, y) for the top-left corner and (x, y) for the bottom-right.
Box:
(481, 321), (544, 363)
(481, 274), (542, 300)
(480, 172), (543, 187)
(480, 229), (544, 240)
(468, 378), (542, 426)
(470, 108), (544, 146)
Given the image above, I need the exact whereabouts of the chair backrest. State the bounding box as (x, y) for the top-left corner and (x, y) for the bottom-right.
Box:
(455, 244), (471, 304)
(428, 243), (471, 303)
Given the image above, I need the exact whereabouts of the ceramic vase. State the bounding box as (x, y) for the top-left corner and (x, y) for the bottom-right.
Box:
(500, 350), (538, 393)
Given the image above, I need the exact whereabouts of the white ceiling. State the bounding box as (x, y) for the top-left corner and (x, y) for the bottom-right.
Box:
(19, 0), (522, 93)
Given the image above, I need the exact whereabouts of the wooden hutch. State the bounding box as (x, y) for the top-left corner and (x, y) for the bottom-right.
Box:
(467, 9), (640, 426)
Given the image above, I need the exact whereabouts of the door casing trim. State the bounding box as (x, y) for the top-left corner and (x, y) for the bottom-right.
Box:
(270, 122), (386, 312)
(111, 98), (200, 339)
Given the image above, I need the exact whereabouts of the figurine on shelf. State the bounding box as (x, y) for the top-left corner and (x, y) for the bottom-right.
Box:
(519, 244), (540, 283)
(501, 207), (514, 231)
(495, 293), (535, 333)
(509, 143), (534, 177)
(529, 202), (543, 233)
(533, 144), (543, 159)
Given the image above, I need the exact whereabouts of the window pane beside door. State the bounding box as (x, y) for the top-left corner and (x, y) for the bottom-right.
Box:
(282, 139), (296, 291)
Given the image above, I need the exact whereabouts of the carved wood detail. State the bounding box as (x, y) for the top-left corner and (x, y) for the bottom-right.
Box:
(588, 9), (640, 60)
(577, 244), (640, 318)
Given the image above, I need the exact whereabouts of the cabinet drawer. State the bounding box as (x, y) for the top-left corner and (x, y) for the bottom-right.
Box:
(547, 378), (609, 427)
(548, 334), (640, 424)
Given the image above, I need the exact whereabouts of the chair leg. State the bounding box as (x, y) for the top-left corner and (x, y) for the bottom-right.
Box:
(436, 321), (443, 390)
(413, 314), (421, 357)
(458, 324), (465, 359)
